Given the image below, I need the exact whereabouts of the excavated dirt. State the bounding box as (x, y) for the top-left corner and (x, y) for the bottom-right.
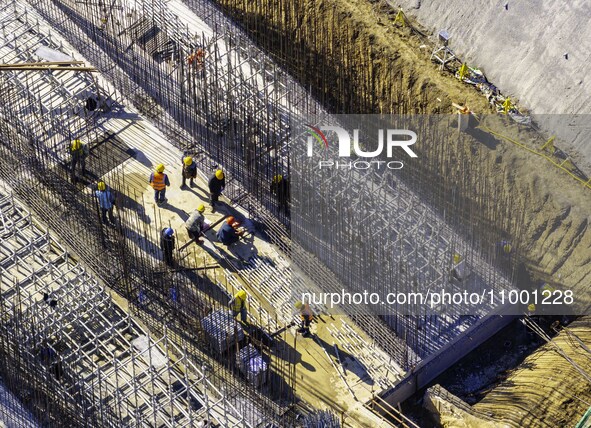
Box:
(214, 0), (591, 425)
(217, 0), (591, 297)
(473, 316), (591, 428)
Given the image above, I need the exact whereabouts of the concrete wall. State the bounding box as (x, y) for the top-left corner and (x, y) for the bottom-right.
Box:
(380, 312), (515, 407)
(395, 0), (591, 169)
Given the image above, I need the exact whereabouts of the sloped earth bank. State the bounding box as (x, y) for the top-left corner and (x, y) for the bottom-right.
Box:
(213, 0), (591, 313)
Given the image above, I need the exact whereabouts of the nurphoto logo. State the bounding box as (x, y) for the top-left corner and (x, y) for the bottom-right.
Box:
(304, 124), (417, 170)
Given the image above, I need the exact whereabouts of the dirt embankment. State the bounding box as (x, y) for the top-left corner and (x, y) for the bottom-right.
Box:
(215, 0), (590, 300)
(473, 316), (591, 427)
(215, 0), (489, 114)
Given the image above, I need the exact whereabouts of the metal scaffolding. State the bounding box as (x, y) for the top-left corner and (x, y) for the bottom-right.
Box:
(0, 2), (297, 425)
(290, 120), (516, 360)
(0, 187), (248, 427)
(0, 1), (114, 168)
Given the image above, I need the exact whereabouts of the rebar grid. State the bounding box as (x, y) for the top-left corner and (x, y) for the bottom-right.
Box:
(24, 0), (417, 376)
(0, 375), (39, 427)
(0, 186), (249, 427)
(291, 124), (515, 359)
(0, 6), (298, 419)
(0, 0), (112, 167)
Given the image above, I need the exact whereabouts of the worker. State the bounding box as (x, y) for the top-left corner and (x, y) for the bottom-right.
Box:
(495, 239), (513, 260)
(185, 204), (206, 242)
(270, 174), (290, 212)
(69, 138), (89, 182)
(150, 164), (170, 205)
(216, 216), (244, 246)
(39, 346), (64, 381)
(502, 241), (512, 254)
(208, 169), (225, 212)
(181, 156), (197, 189)
(451, 253), (466, 281)
(527, 303), (536, 316)
(160, 227), (175, 266)
(187, 48), (206, 71)
(229, 290), (248, 323)
(95, 180), (116, 225)
(43, 292), (57, 308)
(295, 300), (313, 337)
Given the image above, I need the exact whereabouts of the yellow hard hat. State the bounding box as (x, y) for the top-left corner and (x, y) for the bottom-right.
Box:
(272, 174), (283, 184)
(71, 139), (81, 150)
(503, 243), (512, 254)
(527, 303), (536, 313)
(453, 253), (461, 264)
(295, 300), (303, 309)
(183, 156), (193, 166)
(215, 169), (224, 180)
(197, 204), (205, 213)
(156, 164), (165, 173)
(236, 290), (247, 300)
(97, 181), (106, 191)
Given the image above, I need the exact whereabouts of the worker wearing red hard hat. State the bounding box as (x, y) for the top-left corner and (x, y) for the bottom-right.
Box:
(216, 216), (243, 245)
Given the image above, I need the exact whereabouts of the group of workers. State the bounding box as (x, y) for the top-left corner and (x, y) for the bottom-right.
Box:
(73, 138), (299, 335)
(151, 155), (248, 267)
(148, 157), (225, 210)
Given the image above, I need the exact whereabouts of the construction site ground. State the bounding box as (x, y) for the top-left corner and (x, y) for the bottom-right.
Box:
(435, 319), (549, 405)
(216, 0), (591, 295)
(473, 316), (591, 427)
(347, 1), (591, 426)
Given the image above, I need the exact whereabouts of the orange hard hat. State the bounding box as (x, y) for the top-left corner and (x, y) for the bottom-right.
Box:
(226, 216), (235, 225)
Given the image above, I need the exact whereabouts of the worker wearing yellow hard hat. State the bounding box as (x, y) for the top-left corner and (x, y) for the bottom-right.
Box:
(229, 290), (248, 323)
(295, 300), (313, 337)
(95, 180), (116, 225)
(208, 169), (225, 212)
(185, 203), (207, 242)
(270, 174), (290, 213)
(149, 164), (170, 205)
(181, 155), (197, 189)
(69, 138), (89, 182)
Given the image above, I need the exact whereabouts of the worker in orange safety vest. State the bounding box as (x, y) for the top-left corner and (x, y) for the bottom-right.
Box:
(150, 164), (170, 205)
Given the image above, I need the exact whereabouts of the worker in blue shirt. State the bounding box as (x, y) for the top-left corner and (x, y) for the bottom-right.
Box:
(217, 216), (244, 245)
(95, 181), (115, 224)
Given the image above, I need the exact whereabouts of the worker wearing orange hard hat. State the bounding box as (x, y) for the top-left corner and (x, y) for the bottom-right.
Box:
(216, 215), (243, 245)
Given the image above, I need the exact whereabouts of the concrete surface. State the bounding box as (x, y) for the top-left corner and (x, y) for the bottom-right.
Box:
(394, 0), (591, 169)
